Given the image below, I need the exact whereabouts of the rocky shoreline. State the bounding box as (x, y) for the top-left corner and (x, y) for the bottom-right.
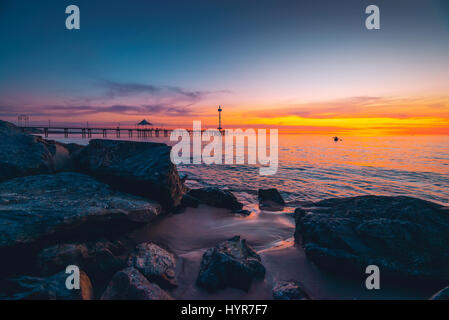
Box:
(0, 120), (448, 300)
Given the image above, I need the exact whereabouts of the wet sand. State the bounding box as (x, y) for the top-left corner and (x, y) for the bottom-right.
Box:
(130, 205), (431, 300)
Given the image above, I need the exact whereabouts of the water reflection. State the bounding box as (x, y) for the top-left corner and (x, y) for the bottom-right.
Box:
(51, 134), (449, 205)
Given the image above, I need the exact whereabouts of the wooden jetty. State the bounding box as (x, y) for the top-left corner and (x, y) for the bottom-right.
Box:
(20, 126), (225, 138)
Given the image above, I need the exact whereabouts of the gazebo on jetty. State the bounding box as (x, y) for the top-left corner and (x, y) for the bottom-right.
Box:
(136, 119), (155, 137)
(137, 119), (153, 127)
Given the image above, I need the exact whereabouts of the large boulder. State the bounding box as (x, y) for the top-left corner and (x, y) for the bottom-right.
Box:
(38, 240), (127, 285)
(258, 188), (285, 211)
(295, 196), (449, 284)
(272, 280), (311, 300)
(187, 187), (243, 210)
(429, 286), (449, 300)
(181, 194), (199, 208)
(101, 267), (172, 300)
(2, 270), (93, 300)
(73, 139), (184, 211)
(0, 172), (161, 271)
(0, 120), (73, 181)
(81, 240), (128, 284)
(196, 236), (265, 292)
(62, 142), (84, 155)
(38, 243), (89, 275)
(127, 242), (177, 288)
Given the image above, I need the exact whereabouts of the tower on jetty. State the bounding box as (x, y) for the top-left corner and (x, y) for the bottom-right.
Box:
(218, 105), (222, 131)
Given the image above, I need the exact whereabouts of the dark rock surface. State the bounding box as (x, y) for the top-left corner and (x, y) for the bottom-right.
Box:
(73, 139), (184, 211)
(38, 243), (89, 275)
(127, 242), (177, 288)
(258, 188), (285, 211)
(101, 267), (172, 300)
(0, 172), (161, 252)
(3, 270), (93, 300)
(272, 280), (311, 300)
(0, 121), (73, 181)
(232, 209), (252, 216)
(83, 240), (128, 284)
(187, 187), (243, 210)
(429, 286), (449, 300)
(62, 142), (84, 155)
(38, 240), (127, 285)
(293, 207), (307, 219)
(179, 173), (188, 184)
(295, 195), (449, 283)
(196, 236), (265, 292)
(181, 194), (199, 208)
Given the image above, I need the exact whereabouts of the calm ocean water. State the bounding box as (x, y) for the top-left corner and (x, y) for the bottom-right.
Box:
(51, 134), (449, 207)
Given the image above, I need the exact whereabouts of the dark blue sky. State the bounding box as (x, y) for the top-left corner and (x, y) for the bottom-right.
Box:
(0, 0), (448, 127)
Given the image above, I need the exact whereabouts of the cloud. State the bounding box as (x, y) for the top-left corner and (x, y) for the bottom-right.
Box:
(97, 80), (207, 101)
(0, 79), (227, 119)
(141, 104), (198, 116)
(251, 96), (449, 119)
(0, 103), (202, 118)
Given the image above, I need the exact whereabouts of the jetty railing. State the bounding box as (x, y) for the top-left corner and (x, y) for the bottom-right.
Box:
(19, 126), (225, 138)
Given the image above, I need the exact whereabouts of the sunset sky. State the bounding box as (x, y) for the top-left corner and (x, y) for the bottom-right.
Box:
(1, 0), (448, 134)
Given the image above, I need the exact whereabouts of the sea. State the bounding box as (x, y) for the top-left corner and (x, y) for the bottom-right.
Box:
(50, 133), (449, 207)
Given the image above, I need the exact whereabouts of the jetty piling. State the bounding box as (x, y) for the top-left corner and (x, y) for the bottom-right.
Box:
(19, 126), (223, 139)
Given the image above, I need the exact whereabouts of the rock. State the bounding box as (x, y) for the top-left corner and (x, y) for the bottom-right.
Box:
(83, 240), (128, 284)
(196, 236), (265, 292)
(181, 194), (199, 208)
(187, 187), (243, 210)
(73, 139), (184, 211)
(272, 280), (311, 300)
(47, 140), (80, 171)
(258, 188), (285, 211)
(293, 208), (308, 241)
(3, 270), (93, 300)
(179, 173), (188, 184)
(127, 242), (177, 288)
(232, 209), (252, 216)
(101, 267), (172, 300)
(429, 286), (449, 300)
(294, 207), (307, 219)
(0, 173), (161, 265)
(38, 240), (127, 285)
(0, 120), (73, 182)
(295, 195), (449, 283)
(63, 142), (84, 155)
(38, 244), (89, 275)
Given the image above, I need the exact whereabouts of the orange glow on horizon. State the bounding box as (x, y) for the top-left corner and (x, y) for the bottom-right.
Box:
(238, 115), (449, 136)
(45, 113), (448, 136)
(15, 95), (449, 136)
